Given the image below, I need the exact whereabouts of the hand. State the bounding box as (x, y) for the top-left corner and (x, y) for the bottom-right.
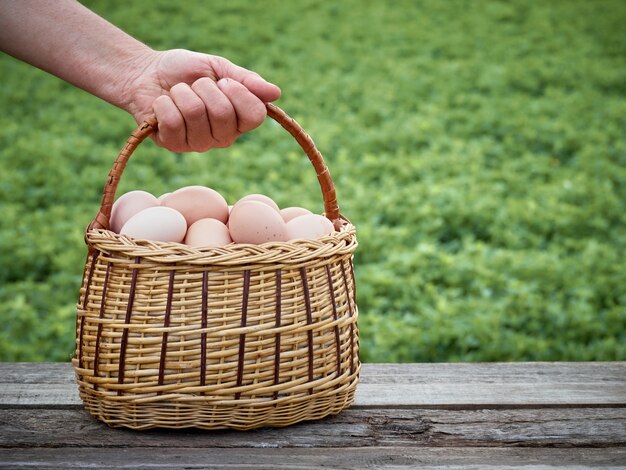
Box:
(123, 49), (281, 152)
(0, 2), (281, 152)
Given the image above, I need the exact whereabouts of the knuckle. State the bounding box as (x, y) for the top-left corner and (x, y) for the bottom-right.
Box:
(170, 82), (190, 94)
(210, 103), (235, 123)
(183, 101), (207, 119)
(191, 76), (215, 91)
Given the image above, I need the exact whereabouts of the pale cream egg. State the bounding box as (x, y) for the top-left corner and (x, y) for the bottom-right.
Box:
(184, 218), (232, 248)
(109, 190), (159, 233)
(280, 206), (312, 223)
(286, 214), (335, 241)
(228, 201), (288, 244)
(233, 194), (280, 213)
(161, 186), (229, 225)
(120, 206), (187, 243)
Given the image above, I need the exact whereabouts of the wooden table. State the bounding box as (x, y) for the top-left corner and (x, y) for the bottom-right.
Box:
(1, 362), (625, 469)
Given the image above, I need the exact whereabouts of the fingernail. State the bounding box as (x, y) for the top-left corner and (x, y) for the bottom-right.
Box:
(217, 78), (229, 88)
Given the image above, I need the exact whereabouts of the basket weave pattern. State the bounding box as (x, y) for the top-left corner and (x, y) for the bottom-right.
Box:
(73, 105), (359, 430)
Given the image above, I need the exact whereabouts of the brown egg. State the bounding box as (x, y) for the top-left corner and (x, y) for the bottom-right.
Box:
(184, 218), (232, 248)
(286, 214), (335, 241)
(228, 201), (288, 244)
(120, 206), (187, 243)
(234, 194), (280, 213)
(157, 192), (171, 202)
(109, 190), (159, 233)
(161, 186), (228, 226)
(280, 206), (312, 223)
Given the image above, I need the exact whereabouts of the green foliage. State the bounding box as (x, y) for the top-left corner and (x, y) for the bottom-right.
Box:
(1, 0), (625, 362)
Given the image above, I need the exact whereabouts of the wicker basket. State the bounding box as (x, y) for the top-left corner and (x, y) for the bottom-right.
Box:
(72, 104), (359, 430)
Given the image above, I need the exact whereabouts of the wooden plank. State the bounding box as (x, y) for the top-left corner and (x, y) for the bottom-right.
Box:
(1, 363), (624, 468)
(4, 362), (625, 385)
(0, 363), (75, 384)
(1, 446), (624, 469)
(360, 362), (626, 383)
(3, 382), (626, 408)
(0, 384), (79, 408)
(1, 408), (624, 448)
(358, 383), (626, 407)
(2, 362), (625, 408)
(359, 362), (626, 407)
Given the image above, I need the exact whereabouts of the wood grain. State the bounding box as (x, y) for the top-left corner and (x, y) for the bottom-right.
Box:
(5, 362), (625, 384)
(2, 362), (625, 408)
(360, 362), (626, 383)
(1, 407), (624, 448)
(1, 362), (624, 469)
(1, 447), (624, 469)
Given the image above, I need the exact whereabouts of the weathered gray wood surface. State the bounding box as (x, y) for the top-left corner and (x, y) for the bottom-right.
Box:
(2, 447), (625, 469)
(2, 407), (625, 448)
(1, 362), (625, 469)
(2, 362), (626, 407)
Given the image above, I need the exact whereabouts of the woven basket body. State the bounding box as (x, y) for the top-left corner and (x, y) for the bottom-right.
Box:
(73, 105), (359, 430)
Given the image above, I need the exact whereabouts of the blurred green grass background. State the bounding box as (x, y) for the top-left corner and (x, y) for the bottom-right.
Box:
(1, 0), (625, 362)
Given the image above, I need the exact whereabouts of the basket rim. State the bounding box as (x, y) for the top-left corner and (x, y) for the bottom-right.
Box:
(85, 218), (357, 266)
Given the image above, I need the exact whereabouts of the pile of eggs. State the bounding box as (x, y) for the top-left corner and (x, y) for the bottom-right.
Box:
(110, 186), (335, 247)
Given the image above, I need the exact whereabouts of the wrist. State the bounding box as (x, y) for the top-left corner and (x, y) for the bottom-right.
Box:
(0, 0), (159, 116)
(98, 46), (160, 114)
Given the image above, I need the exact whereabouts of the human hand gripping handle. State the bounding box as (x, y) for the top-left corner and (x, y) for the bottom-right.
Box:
(0, 1), (280, 153)
(124, 49), (282, 152)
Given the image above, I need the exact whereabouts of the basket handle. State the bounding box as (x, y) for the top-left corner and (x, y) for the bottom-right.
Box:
(87, 103), (341, 232)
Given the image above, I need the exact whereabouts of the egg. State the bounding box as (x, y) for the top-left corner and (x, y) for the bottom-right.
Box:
(234, 194), (280, 213)
(157, 192), (171, 202)
(184, 218), (232, 248)
(161, 186), (228, 225)
(228, 201), (288, 244)
(120, 206), (187, 243)
(109, 190), (159, 233)
(286, 214), (335, 241)
(280, 206), (312, 223)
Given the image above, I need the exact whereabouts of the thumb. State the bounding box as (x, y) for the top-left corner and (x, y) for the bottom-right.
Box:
(216, 58), (281, 102)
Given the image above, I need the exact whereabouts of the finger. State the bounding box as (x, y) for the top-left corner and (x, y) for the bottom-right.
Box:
(217, 78), (267, 133)
(152, 95), (186, 152)
(191, 77), (238, 147)
(214, 57), (281, 102)
(169, 83), (211, 152)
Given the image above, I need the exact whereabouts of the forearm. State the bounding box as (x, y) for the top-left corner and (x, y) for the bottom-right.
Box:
(1, 0), (282, 152)
(0, 0), (154, 111)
